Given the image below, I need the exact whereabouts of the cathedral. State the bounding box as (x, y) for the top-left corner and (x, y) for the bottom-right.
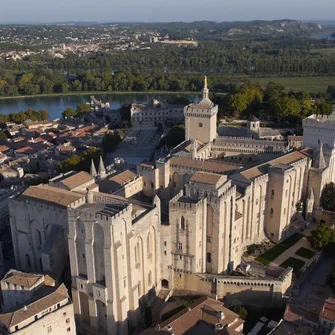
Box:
(8, 79), (335, 334)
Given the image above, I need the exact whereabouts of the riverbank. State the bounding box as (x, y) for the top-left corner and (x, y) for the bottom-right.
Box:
(0, 90), (198, 101)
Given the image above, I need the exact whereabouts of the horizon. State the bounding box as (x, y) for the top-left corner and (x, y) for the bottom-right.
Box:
(0, 0), (334, 24)
(0, 18), (334, 25)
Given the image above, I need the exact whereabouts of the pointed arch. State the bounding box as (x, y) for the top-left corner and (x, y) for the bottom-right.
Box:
(93, 224), (105, 284)
(76, 219), (87, 276)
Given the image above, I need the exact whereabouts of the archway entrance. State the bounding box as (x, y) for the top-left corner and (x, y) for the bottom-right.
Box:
(161, 279), (169, 289)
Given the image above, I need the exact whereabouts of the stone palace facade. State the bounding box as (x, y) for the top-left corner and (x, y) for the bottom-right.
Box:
(7, 79), (335, 334)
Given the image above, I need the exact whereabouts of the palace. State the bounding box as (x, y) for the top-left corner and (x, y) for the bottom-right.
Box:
(7, 78), (335, 335)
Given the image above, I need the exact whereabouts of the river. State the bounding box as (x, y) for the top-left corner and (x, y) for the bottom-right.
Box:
(0, 93), (201, 120)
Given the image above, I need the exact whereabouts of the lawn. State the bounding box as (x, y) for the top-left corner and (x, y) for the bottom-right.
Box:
(255, 233), (303, 265)
(310, 48), (335, 55)
(247, 76), (335, 93)
(280, 257), (305, 276)
(295, 247), (315, 259)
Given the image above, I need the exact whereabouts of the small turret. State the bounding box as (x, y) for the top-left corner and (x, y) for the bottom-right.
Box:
(90, 159), (97, 177)
(86, 189), (94, 204)
(98, 156), (106, 179)
(314, 142), (326, 170)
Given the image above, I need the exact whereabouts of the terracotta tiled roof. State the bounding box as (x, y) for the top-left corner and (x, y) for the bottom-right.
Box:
(170, 157), (239, 175)
(2, 270), (43, 288)
(190, 171), (225, 185)
(20, 185), (84, 207)
(158, 297), (242, 335)
(59, 171), (93, 190)
(0, 284), (69, 329)
(240, 151), (308, 181)
(14, 146), (36, 154)
(0, 145), (10, 152)
(320, 298), (335, 321)
(109, 170), (138, 186)
(140, 162), (155, 169)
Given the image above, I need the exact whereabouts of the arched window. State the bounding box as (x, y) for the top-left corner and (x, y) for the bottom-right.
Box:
(271, 189), (275, 198)
(148, 271), (152, 286)
(180, 217), (185, 231)
(147, 233), (151, 254)
(37, 230), (42, 248)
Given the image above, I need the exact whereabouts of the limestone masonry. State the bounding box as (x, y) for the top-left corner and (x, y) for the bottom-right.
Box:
(6, 79), (335, 334)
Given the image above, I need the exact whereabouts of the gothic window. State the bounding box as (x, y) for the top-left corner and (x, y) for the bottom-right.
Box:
(148, 271), (152, 286)
(206, 252), (212, 263)
(180, 217), (185, 231)
(177, 243), (183, 250)
(37, 230), (42, 248)
(199, 122), (203, 128)
(207, 236), (211, 243)
(270, 208), (274, 215)
(147, 233), (151, 254)
(271, 189), (275, 199)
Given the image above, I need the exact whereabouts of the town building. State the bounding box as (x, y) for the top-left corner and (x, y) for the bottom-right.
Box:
(0, 269), (76, 334)
(131, 99), (184, 127)
(7, 78), (335, 335)
(139, 296), (244, 335)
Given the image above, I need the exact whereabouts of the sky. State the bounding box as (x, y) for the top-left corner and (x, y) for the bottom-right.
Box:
(0, 0), (334, 23)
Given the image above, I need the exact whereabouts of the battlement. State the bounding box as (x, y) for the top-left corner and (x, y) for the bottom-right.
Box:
(69, 203), (131, 226)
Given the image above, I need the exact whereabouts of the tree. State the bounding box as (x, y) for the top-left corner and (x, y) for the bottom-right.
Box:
(320, 183), (335, 212)
(63, 107), (77, 118)
(316, 102), (333, 116)
(228, 93), (248, 114)
(39, 109), (49, 121)
(232, 305), (248, 320)
(309, 224), (335, 249)
(76, 104), (91, 115)
(0, 130), (7, 142)
(102, 132), (123, 153)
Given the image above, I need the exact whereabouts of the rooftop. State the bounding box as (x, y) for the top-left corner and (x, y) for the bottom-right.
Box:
(0, 284), (69, 330)
(2, 270), (44, 288)
(157, 297), (243, 335)
(109, 170), (138, 186)
(190, 171), (226, 186)
(58, 171), (94, 190)
(19, 185), (84, 207)
(237, 150), (308, 182)
(170, 157), (240, 175)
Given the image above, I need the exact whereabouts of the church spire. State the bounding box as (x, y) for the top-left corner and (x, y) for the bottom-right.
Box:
(90, 159), (97, 177)
(204, 76), (208, 89)
(98, 156), (106, 179)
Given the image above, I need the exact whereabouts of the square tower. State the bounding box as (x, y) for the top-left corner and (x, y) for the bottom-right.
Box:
(184, 77), (218, 144)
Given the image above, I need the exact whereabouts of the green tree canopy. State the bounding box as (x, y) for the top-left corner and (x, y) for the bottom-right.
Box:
(76, 104), (91, 115)
(320, 182), (335, 212)
(0, 130), (7, 142)
(63, 107), (77, 118)
(102, 132), (124, 153)
(309, 224), (335, 249)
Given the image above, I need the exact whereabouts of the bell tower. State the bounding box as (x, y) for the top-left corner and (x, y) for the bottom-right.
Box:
(184, 76), (218, 144)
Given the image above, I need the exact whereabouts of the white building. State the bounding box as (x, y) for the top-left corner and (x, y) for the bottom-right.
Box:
(0, 269), (76, 335)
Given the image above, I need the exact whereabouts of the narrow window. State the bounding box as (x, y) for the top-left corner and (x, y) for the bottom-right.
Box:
(180, 217), (185, 230)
